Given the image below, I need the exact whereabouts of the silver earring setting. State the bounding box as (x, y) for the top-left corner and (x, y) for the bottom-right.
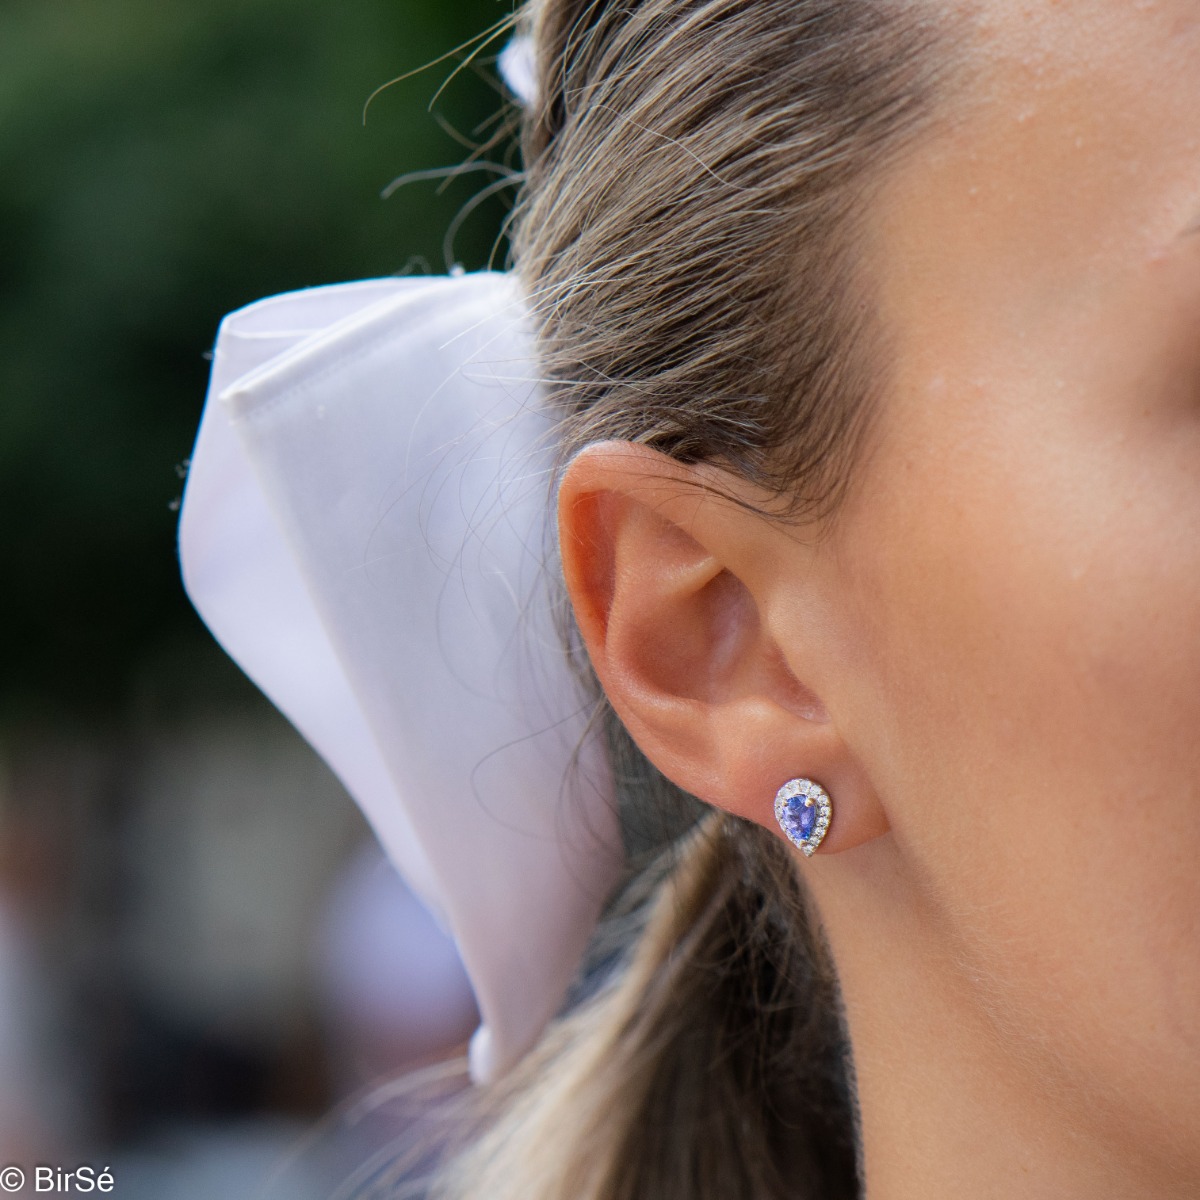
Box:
(773, 778), (831, 857)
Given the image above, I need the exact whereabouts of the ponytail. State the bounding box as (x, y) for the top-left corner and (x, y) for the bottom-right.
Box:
(435, 801), (858, 1200)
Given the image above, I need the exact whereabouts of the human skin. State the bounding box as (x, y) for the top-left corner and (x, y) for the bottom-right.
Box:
(556, 3), (1200, 1197)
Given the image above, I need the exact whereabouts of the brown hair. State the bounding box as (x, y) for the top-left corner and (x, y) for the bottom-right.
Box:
(434, 2), (950, 1197)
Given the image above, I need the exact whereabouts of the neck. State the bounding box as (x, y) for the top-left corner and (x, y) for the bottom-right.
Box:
(809, 836), (1188, 1200)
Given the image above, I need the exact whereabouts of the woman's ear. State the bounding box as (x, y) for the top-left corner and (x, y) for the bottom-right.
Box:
(557, 440), (888, 855)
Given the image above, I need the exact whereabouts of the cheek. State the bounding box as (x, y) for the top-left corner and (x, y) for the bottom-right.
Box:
(840, 383), (1200, 1134)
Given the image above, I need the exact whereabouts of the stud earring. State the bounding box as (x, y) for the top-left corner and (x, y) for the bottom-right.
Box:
(773, 778), (832, 856)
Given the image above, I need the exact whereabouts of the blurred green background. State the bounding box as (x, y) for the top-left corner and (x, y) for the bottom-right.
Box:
(0, 0), (516, 1188)
(0, 0), (515, 721)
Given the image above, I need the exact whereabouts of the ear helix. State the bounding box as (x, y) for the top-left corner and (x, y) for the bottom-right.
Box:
(773, 778), (832, 856)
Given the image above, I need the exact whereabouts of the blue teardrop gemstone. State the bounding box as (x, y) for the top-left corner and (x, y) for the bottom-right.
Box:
(782, 796), (818, 843)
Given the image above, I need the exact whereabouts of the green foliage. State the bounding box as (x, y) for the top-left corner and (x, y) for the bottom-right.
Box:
(0, 0), (516, 714)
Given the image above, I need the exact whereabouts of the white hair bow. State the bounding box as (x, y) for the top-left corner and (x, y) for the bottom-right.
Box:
(499, 34), (537, 109)
(178, 271), (622, 1084)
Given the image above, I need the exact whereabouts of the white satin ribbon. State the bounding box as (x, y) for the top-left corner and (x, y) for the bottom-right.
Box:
(178, 272), (622, 1083)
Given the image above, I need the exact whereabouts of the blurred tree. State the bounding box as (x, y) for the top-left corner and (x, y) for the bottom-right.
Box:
(0, 0), (516, 717)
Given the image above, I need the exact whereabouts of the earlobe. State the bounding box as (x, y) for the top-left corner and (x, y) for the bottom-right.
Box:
(557, 440), (890, 857)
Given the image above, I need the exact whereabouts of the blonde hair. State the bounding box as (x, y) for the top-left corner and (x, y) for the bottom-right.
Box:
(433, 2), (951, 1197)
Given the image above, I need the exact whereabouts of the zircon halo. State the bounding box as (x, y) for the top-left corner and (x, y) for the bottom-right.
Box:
(773, 778), (832, 857)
